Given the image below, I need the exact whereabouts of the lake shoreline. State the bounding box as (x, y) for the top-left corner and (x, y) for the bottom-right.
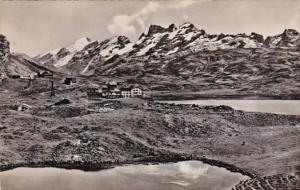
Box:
(149, 91), (300, 100)
(157, 99), (300, 115)
(0, 159), (251, 190)
(0, 155), (257, 178)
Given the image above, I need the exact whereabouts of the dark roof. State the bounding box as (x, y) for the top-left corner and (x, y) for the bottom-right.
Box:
(87, 87), (98, 90)
(120, 87), (131, 91)
(131, 87), (142, 89)
(54, 98), (71, 106)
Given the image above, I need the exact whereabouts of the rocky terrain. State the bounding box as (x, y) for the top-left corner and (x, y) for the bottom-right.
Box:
(0, 34), (10, 63)
(233, 174), (300, 190)
(0, 91), (299, 189)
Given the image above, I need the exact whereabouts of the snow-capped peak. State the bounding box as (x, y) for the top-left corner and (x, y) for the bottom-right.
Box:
(132, 23), (205, 56)
(101, 36), (130, 48)
(69, 37), (91, 52)
(52, 37), (93, 67)
(99, 36), (132, 59)
(179, 22), (196, 29)
(36, 37), (95, 68)
(265, 29), (300, 47)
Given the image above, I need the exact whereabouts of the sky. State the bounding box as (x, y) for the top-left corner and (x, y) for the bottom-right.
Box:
(0, 0), (299, 56)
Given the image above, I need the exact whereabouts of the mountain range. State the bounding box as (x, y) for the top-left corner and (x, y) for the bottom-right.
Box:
(33, 23), (300, 76)
(1, 23), (300, 96)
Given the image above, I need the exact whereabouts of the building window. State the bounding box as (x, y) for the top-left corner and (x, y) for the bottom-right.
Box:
(131, 88), (142, 95)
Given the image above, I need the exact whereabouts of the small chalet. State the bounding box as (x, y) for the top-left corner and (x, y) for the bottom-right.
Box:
(63, 77), (77, 85)
(121, 86), (143, 98)
(87, 87), (102, 99)
(102, 81), (122, 99)
(20, 74), (37, 80)
(10, 75), (21, 79)
(120, 87), (131, 98)
(39, 70), (53, 78)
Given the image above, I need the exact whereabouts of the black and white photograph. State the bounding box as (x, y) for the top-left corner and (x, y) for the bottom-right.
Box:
(0, 0), (300, 189)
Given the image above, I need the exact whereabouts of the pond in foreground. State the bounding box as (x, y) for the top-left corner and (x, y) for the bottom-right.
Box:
(0, 161), (248, 190)
(160, 100), (300, 115)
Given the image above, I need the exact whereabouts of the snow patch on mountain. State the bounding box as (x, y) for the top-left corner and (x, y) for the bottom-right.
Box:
(166, 47), (179, 55)
(113, 43), (134, 55)
(70, 38), (91, 51)
(99, 36), (133, 59)
(135, 33), (165, 56)
(38, 38), (91, 59)
(80, 58), (96, 75)
(53, 54), (73, 67)
(52, 37), (92, 68)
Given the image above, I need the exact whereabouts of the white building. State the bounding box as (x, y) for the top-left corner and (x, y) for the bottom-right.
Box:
(120, 86), (143, 98)
(130, 87), (143, 98)
(121, 87), (132, 98)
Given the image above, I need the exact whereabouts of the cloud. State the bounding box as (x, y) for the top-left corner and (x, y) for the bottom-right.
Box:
(167, 0), (197, 10)
(107, 0), (206, 38)
(107, 14), (137, 37)
(140, 2), (160, 15)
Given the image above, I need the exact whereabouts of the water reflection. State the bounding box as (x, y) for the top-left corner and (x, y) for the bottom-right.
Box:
(0, 161), (248, 190)
(160, 100), (300, 115)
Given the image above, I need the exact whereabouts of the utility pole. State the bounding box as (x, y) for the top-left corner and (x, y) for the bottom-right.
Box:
(50, 80), (55, 98)
(27, 78), (32, 88)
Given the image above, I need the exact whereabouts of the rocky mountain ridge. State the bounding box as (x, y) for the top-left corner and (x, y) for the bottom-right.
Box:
(265, 29), (300, 48)
(33, 23), (300, 76)
(0, 34), (10, 64)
